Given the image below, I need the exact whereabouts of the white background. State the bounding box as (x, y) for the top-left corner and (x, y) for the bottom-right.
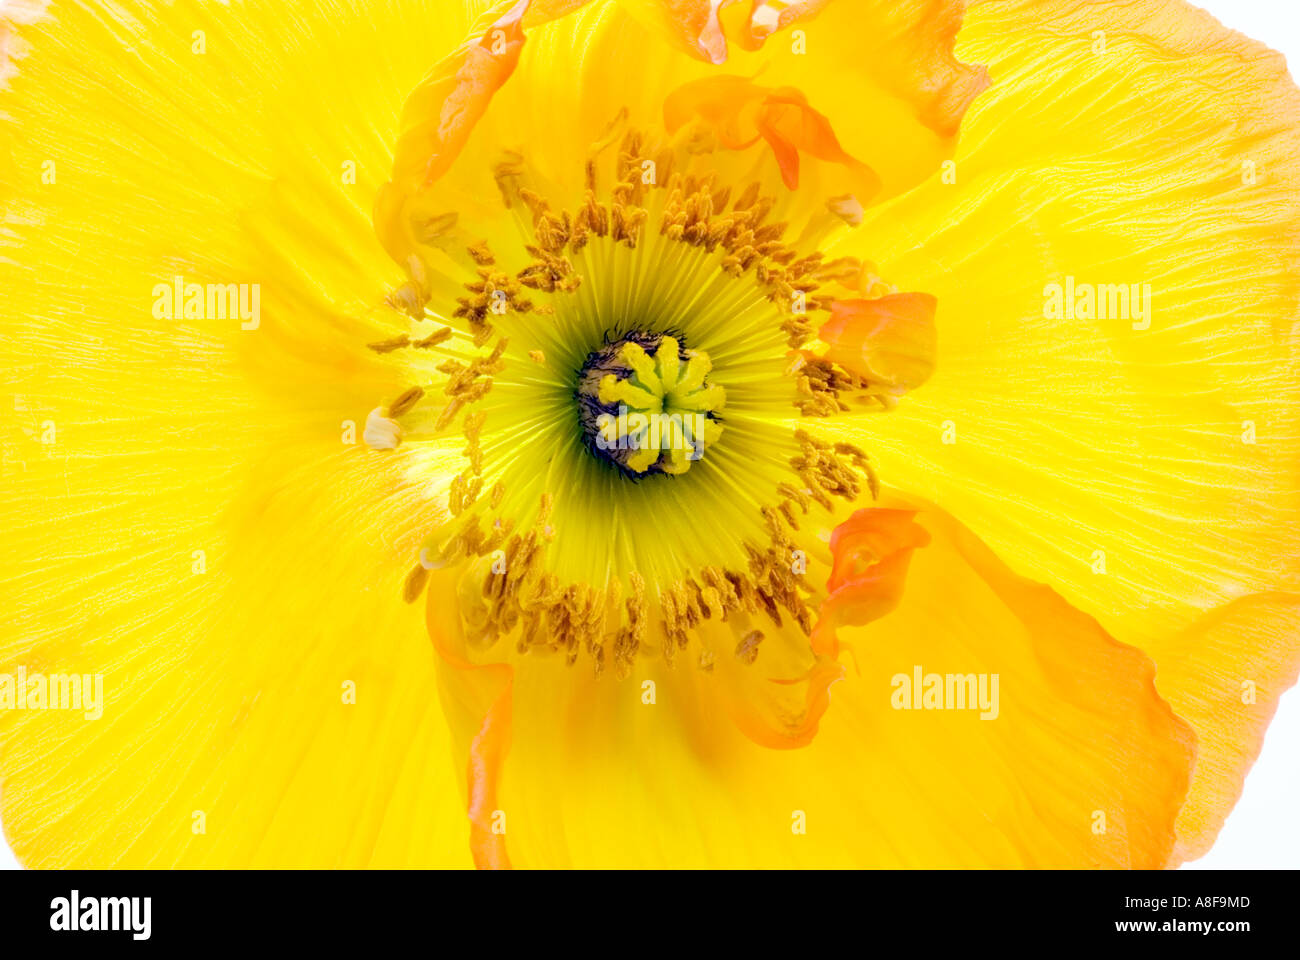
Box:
(1, 0), (1297, 870)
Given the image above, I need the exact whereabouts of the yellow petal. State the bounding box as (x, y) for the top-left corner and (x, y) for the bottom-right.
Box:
(0, 0), (479, 866)
(1155, 595), (1300, 863)
(615, 0), (736, 64)
(455, 500), (1193, 867)
(844, 0), (1300, 855)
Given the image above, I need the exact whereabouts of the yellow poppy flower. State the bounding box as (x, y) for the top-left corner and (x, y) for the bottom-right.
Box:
(1, 0), (1297, 869)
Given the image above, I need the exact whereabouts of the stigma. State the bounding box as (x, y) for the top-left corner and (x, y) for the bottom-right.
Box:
(575, 332), (725, 476)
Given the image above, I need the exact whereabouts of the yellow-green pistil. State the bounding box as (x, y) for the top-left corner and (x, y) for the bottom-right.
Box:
(576, 332), (725, 476)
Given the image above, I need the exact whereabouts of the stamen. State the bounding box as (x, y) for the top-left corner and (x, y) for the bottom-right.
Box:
(363, 407), (402, 450)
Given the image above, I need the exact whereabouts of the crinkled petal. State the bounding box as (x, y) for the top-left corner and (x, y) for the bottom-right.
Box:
(0, 0), (477, 867)
(1155, 594), (1300, 863)
(843, 0), (1300, 856)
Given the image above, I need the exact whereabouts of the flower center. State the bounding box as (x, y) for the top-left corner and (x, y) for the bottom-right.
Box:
(575, 332), (725, 476)
(369, 117), (893, 675)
